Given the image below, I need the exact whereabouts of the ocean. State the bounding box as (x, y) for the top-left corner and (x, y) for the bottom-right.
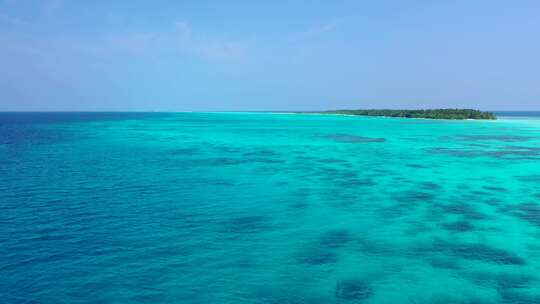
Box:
(1, 112), (540, 303)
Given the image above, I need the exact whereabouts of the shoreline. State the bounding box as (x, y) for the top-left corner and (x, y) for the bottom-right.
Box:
(283, 112), (498, 122)
(290, 109), (497, 121)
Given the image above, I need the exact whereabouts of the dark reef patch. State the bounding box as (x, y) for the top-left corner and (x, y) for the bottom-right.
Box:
(372, 168), (394, 174)
(484, 199), (502, 207)
(495, 146), (540, 159)
(483, 186), (507, 192)
(289, 201), (309, 209)
(499, 290), (540, 304)
(415, 239), (525, 265)
(318, 229), (352, 248)
(463, 271), (537, 295)
(496, 276), (540, 304)
(339, 178), (376, 187)
(516, 175), (540, 183)
(441, 220), (474, 232)
(406, 163), (428, 169)
(456, 135), (534, 142)
(335, 279), (372, 301)
(450, 244), (525, 265)
(496, 273), (537, 290)
(224, 215), (273, 234)
(419, 182), (442, 190)
(425, 147), (482, 157)
(438, 202), (488, 220)
(321, 169), (359, 180)
(394, 191), (436, 203)
(471, 190), (489, 196)
(428, 257), (460, 270)
(508, 203), (540, 227)
(298, 248), (338, 265)
(323, 134), (386, 143)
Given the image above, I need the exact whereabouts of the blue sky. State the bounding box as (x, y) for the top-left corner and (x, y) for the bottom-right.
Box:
(1, 1), (539, 111)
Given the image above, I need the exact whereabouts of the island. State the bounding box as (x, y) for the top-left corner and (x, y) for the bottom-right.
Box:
(299, 109), (497, 120)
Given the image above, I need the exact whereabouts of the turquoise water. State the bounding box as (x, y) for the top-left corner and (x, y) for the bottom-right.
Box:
(2, 112), (540, 303)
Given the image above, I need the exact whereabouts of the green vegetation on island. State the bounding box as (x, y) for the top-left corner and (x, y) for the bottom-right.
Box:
(302, 109), (497, 120)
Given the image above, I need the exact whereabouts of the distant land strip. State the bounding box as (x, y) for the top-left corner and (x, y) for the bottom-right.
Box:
(297, 109), (497, 120)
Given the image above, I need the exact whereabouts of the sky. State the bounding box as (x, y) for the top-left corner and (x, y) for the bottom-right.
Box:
(0, 0), (539, 111)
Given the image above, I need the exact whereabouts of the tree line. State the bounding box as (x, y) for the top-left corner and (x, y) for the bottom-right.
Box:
(307, 109), (497, 120)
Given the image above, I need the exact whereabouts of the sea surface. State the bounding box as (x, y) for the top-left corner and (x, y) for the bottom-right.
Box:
(1, 112), (540, 303)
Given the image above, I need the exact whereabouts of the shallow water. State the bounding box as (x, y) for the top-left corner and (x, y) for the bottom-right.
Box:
(1, 112), (540, 303)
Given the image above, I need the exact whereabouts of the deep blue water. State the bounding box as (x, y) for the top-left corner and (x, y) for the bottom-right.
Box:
(1, 112), (540, 303)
